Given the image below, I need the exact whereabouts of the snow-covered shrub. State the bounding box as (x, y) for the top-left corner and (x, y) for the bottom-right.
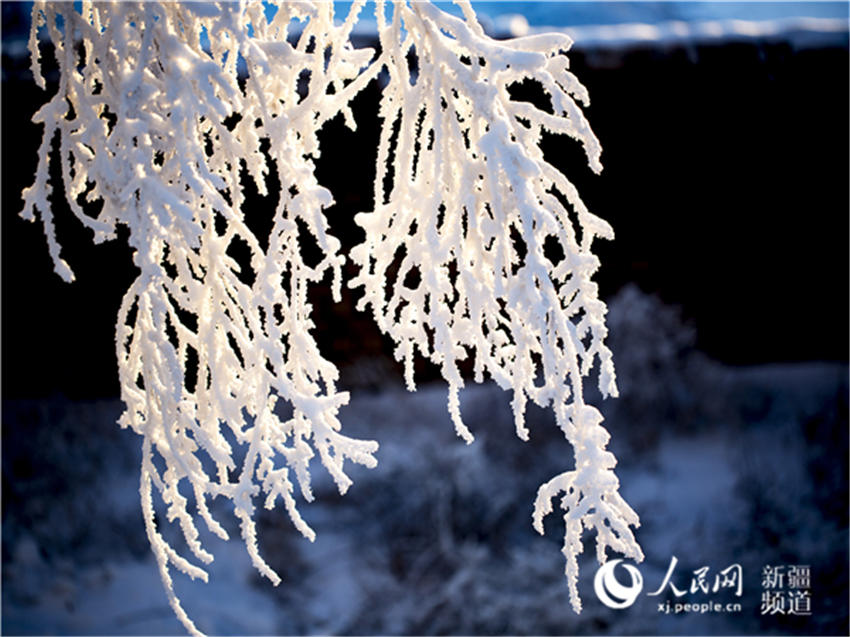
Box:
(22, 1), (641, 632)
(603, 284), (703, 440)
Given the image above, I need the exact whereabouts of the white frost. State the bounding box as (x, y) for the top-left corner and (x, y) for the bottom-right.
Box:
(22, 1), (641, 633)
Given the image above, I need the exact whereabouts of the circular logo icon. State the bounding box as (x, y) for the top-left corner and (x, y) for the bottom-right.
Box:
(594, 559), (644, 609)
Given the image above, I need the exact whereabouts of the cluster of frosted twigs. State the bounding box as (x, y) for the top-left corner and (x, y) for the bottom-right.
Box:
(23, 2), (640, 634)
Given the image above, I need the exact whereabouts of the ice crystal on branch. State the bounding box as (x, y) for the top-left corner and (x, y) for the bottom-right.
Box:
(24, 3), (379, 633)
(22, 0), (641, 632)
(352, 2), (616, 440)
(350, 0), (643, 611)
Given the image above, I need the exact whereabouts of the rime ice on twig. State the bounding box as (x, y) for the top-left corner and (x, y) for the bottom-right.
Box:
(23, 1), (641, 631)
(350, 0), (642, 610)
(532, 405), (643, 612)
(23, 3), (380, 634)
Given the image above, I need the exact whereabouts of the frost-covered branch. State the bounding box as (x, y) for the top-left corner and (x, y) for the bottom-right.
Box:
(349, 0), (642, 612)
(22, 0), (641, 632)
(23, 3), (381, 634)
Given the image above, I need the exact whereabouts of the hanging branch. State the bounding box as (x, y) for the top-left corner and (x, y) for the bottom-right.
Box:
(22, 1), (641, 633)
(349, 1), (643, 612)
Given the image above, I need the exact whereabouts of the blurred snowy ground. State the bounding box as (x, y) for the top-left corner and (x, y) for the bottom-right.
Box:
(3, 287), (847, 636)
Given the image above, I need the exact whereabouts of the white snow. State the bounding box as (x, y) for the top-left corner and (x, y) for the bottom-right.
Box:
(4, 357), (846, 635)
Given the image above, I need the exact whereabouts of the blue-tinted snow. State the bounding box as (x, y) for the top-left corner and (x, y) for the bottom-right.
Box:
(3, 288), (847, 635)
(5, 2), (848, 62)
(335, 1), (849, 28)
(339, 1), (849, 47)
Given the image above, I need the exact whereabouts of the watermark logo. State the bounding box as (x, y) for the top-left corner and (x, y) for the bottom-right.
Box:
(593, 556), (743, 614)
(760, 564), (812, 616)
(594, 557), (815, 617)
(594, 559), (644, 609)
